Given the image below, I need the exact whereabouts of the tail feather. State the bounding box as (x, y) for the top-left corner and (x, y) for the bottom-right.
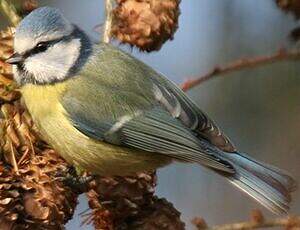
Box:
(235, 153), (297, 192)
(229, 165), (290, 214)
(219, 152), (296, 214)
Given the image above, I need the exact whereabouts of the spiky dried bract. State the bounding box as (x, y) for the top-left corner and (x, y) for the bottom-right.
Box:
(0, 151), (78, 230)
(112, 0), (181, 52)
(0, 103), (78, 229)
(276, 0), (300, 18)
(0, 103), (40, 165)
(86, 173), (185, 229)
(86, 189), (114, 230)
(87, 172), (157, 228)
(0, 27), (20, 103)
(124, 197), (185, 230)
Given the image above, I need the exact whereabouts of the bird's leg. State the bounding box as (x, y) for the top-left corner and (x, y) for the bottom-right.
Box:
(55, 165), (95, 194)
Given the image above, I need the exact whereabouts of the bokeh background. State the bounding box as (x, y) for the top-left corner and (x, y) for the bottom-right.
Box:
(1, 0), (300, 229)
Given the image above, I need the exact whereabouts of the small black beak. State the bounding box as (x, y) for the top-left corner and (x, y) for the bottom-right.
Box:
(6, 53), (24, 65)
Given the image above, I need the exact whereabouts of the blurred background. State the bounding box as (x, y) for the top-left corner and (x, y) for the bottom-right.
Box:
(1, 0), (300, 229)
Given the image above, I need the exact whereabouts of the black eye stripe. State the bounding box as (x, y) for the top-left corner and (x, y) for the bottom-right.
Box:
(23, 36), (67, 58)
(31, 42), (50, 55)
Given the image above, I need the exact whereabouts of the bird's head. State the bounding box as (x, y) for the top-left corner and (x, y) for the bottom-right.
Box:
(7, 7), (92, 85)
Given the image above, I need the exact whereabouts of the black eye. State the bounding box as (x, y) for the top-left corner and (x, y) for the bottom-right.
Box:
(33, 42), (49, 53)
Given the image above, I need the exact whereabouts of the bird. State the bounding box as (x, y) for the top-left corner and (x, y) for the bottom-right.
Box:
(6, 7), (296, 214)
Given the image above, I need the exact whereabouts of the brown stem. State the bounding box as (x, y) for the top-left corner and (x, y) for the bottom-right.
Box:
(207, 217), (300, 230)
(193, 211), (300, 230)
(0, 0), (21, 26)
(181, 48), (300, 91)
(103, 0), (113, 43)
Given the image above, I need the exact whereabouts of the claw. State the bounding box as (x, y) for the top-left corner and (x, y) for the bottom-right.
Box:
(55, 166), (95, 194)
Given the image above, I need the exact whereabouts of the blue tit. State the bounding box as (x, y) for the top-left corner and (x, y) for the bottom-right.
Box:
(6, 7), (296, 214)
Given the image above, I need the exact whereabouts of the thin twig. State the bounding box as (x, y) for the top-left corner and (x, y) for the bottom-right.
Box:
(103, 0), (113, 43)
(181, 48), (300, 91)
(0, 0), (21, 26)
(193, 211), (300, 230)
(206, 217), (300, 230)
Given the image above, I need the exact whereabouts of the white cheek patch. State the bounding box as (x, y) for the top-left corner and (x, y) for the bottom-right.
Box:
(24, 39), (81, 83)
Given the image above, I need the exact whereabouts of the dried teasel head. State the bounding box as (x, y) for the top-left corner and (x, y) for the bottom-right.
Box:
(85, 172), (185, 230)
(112, 0), (181, 52)
(125, 197), (185, 230)
(86, 172), (157, 228)
(0, 150), (78, 229)
(0, 103), (78, 229)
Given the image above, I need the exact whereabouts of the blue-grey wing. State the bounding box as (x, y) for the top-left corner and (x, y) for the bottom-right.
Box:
(92, 43), (236, 152)
(62, 82), (234, 173)
(149, 73), (236, 152)
(109, 107), (234, 173)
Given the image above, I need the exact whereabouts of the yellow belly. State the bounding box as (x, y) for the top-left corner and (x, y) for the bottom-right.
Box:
(21, 83), (171, 175)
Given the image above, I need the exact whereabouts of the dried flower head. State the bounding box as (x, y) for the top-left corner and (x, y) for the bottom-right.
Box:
(112, 0), (181, 51)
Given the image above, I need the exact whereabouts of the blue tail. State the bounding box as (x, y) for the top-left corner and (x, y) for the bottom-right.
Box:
(219, 152), (296, 214)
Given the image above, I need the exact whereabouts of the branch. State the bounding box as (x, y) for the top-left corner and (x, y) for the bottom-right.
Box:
(181, 48), (300, 91)
(102, 0), (113, 43)
(0, 0), (21, 26)
(193, 210), (300, 230)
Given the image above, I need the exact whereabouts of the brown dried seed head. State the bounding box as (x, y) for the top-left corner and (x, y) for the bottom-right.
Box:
(0, 150), (78, 229)
(86, 172), (157, 228)
(112, 0), (181, 52)
(86, 173), (185, 230)
(192, 217), (208, 230)
(125, 197), (185, 230)
(0, 99), (78, 229)
(250, 209), (264, 224)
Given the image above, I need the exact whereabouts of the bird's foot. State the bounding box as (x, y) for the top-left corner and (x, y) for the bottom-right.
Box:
(55, 166), (95, 194)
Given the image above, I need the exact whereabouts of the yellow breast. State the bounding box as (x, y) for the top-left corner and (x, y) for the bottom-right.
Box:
(21, 83), (170, 175)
